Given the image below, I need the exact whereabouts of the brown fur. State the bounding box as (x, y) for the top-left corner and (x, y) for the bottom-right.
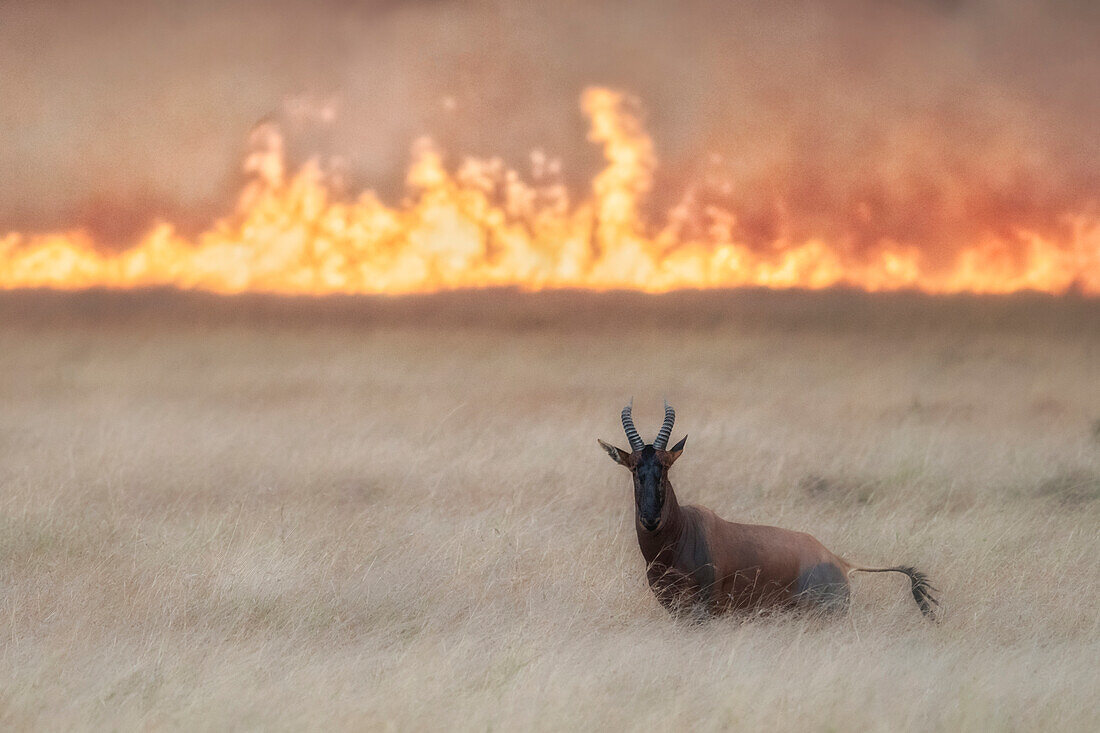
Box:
(600, 412), (940, 620)
(636, 484), (853, 616)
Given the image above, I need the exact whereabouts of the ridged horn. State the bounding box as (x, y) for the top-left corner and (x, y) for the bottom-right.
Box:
(620, 400), (644, 451)
(653, 401), (676, 450)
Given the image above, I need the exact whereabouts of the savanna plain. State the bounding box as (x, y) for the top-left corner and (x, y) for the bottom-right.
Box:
(1, 290), (1098, 731)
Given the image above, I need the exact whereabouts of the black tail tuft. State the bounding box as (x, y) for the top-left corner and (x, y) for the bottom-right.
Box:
(898, 566), (941, 620)
(849, 564), (941, 620)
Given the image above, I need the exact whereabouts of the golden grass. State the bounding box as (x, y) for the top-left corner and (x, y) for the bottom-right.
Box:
(1, 290), (1098, 730)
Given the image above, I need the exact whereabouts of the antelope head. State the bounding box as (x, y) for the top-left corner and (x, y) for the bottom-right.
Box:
(598, 401), (687, 531)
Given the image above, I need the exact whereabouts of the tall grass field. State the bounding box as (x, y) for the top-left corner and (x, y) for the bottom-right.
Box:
(2, 290), (1098, 730)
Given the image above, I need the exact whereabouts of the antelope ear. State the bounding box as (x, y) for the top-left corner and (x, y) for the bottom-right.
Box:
(666, 435), (688, 464)
(597, 439), (631, 466)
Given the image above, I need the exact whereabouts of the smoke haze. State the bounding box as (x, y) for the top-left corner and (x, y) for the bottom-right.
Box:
(2, 0), (1098, 257)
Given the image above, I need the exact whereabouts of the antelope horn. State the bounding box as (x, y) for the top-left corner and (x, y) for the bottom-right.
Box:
(621, 399), (644, 451)
(653, 400), (676, 450)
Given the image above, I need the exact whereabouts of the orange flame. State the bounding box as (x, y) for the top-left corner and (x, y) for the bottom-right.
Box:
(2, 87), (1098, 295)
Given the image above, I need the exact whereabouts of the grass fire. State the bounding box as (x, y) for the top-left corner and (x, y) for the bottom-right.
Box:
(2, 86), (1098, 295)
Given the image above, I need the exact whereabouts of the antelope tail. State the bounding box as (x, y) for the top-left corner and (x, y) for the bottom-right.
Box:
(847, 565), (941, 620)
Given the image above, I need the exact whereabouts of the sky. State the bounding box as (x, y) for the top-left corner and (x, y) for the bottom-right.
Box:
(1, 0), (1098, 257)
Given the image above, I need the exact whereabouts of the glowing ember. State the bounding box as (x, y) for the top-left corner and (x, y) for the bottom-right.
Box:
(1, 87), (1097, 295)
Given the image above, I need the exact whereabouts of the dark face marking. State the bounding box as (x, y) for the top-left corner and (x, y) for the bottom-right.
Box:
(599, 434), (685, 531)
(632, 446), (667, 531)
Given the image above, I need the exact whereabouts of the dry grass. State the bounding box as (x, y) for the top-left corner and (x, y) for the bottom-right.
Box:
(1, 290), (1099, 731)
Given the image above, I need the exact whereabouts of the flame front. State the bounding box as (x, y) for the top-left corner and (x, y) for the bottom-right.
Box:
(2, 87), (1098, 295)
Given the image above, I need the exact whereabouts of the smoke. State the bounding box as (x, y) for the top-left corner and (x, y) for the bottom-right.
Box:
(1, 0), (1098, 256)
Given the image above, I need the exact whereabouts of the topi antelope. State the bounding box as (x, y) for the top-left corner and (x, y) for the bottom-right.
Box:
(598, 402), (939, 619)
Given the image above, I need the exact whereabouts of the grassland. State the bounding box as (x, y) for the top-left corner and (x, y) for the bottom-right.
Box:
(1, 289), (1098, 731)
